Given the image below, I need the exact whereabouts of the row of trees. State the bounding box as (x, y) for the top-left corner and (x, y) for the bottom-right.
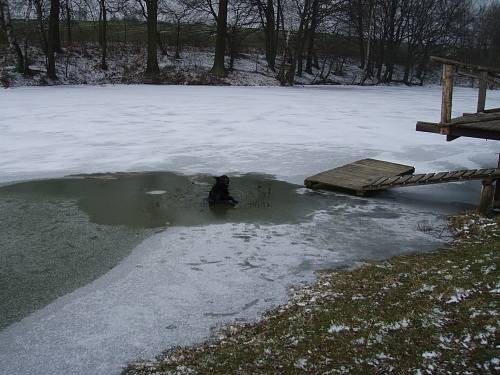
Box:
(1, 0), (499, 84)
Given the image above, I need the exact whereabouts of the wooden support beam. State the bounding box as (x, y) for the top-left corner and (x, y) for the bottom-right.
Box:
(441, 64), (454, 124)
(479, 178), (494, 215)
(416, 121), (441, 134)
(494, 154), (500, 209)
(431, 56), (500, 76)
(477, 71), (488, 113)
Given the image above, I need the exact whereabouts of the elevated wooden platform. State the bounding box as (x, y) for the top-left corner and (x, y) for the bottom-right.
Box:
(416, 56), (500, 142)
(417, 111), (500, 141)
(305, 159), (500, 196)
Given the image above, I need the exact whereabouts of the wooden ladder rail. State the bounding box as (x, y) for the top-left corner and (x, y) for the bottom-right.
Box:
(431, 56), (500, 128)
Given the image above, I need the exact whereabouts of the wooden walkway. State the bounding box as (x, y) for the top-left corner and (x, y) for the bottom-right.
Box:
(304, 159), (500, 196)
(364, 168), (500, 191)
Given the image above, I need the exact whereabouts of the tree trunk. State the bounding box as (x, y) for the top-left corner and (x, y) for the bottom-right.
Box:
(354, 0), (365, 68)
(99, 0), (107, 70)
(145, 0), (159, 76)
(47, 0), (59, 80)
(264, 0), (277, 71)
(305, 0), (318, 74)
(34, 0), (48, 53)
(65, 0), (72, 43)
(211, 0), (227, 77)
(0, 0), (27, 74)
(286, 0), (311, 85)
(175, 20), (181, 59)
(48, 0), (61, 52)
(360, 1), (374, 85)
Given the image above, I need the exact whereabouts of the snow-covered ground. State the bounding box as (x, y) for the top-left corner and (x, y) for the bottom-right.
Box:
(0, 84), (499, 375)
(1, 45), (444, 87)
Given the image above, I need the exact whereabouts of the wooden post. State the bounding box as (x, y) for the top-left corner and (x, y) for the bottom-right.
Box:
(494, 154), (500, 209)
(479, 178), (494, 215)
(441, 64), (454, 124)
(477, 71), (488, 113)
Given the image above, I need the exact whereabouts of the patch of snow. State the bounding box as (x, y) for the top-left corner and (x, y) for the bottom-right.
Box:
(294, 357), (308, 369)
(446, 288), (472, 304)
(422, 351), (440, 359)
(328, 324), (350, 333)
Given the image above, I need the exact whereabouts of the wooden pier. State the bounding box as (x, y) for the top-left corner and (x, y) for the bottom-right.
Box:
(304, 159), (500, 197)
(306, 56), (499, 213)
(415, 56), (500, 213)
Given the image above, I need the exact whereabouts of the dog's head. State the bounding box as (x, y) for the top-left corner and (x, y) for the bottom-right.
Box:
(215, 175), (230, 187)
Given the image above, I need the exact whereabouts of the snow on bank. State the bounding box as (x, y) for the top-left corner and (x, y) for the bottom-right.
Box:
(0, 84), (498, 185)
(1, 45), (436, 88)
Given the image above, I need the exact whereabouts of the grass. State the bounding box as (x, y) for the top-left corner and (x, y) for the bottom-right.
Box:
(125, 212), (499, 374)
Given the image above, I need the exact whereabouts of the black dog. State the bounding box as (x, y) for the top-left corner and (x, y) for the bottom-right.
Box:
(208, 175), (238, 206)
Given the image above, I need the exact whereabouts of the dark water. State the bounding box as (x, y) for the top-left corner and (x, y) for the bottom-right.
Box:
(0, 172), (333, 330)
(0, 171), (478, 331)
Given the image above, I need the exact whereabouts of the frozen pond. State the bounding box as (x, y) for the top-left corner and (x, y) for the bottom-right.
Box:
(0, 84), (498, 375)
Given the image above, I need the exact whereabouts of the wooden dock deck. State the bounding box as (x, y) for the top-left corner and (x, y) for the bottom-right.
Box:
(417, 111), (500, 141)
(304, 159), (500, 196)
(304, 159), (415, 195)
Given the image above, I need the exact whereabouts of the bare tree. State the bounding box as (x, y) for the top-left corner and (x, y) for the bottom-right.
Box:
(254, 0), (280, 71)
(47, 0), (60, 79)
(138, 0), (160, 75)
(0, 0), (29, 74)
(162, 0), (194, 59)
(212, 0), (228, 76)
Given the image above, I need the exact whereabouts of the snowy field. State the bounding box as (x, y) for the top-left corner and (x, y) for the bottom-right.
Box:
(0, 84), (499, 375)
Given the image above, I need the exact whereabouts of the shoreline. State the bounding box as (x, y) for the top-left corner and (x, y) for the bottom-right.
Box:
(124, 211), (499, 374)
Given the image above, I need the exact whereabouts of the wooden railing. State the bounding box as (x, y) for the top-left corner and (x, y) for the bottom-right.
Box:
(431, 56), (500, 123)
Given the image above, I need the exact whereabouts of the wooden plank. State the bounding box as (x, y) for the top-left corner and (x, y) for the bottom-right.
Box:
(363, 168), (500, 191)
(419, 173), (436, 183)
(452, 170), (468, 179)
(380, 176), (403, 186)
(461, 170), (477, 179)
(458, 120), (500, 131)
(441, 64), (454, 124)
(485, 108), (500, 114)
(446, 125), (500, 141)
(431, 56), (500, 75)
(416, 121), (441, 134)
(478, 71), (488, 112)
(305, 159), (415, 194)
(450, 112), (500, 125)
(405, 174), (427, 184)
(353, 158), (415, 174)
(395, 175), (414, 185)
(371, 176), (392, 186)
(417, 115), (500, 141)
(429, 172), (448, 181)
